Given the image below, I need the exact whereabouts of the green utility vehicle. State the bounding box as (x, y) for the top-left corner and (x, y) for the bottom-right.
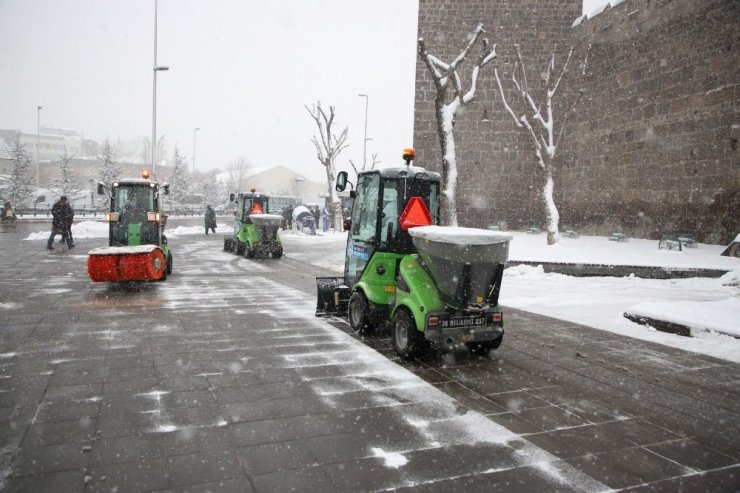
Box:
(224, 189), (283, 258)
(316, 149), (512, 357)
(87, 171), (173, 282)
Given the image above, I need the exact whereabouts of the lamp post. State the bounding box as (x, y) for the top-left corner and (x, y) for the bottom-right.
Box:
(151, 0), (169, 176)
(36, 106), (42, 187)
(192, 127), (200, 173)
(358, 94), (369, 169)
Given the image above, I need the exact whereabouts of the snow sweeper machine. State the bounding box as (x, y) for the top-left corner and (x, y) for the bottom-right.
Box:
(87, 171), (173, 282)
(316, 149), (513, 357)
(223, 189), (283, 258)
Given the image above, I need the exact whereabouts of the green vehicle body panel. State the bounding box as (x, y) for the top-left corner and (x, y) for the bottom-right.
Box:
(127, 223), (142, 246)
(392, 254), (445, 332)
(354, 252), (404, 306)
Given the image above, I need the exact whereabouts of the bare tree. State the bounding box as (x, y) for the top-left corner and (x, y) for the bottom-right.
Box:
(305, 102), (348, 231)
(349, 152), (381, 177)
(418, 24), (497, 226)
(494, 44), (589, 245)
(54, 150), (76, 196)
(226, 156), (251, 192)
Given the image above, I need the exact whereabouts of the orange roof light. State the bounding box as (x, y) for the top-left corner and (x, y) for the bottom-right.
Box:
(399, 196), (432, 231)
(250, 187), (256, 193)
(142, 170), (151, 179)
(402, 148), (415, 160)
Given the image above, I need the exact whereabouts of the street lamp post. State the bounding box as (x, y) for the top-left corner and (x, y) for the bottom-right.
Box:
(36, 106), (42, 187)
(192, 127), (200, 173)
(358, 94), (369, 169)
(151, 0), (169, 176)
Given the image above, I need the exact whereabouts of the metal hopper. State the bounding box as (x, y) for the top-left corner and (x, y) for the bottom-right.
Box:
(409, 226), (513, 309)
(250, 213), (283, 241)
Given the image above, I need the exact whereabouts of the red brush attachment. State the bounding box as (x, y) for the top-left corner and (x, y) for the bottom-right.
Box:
(88, 248), (166, 282)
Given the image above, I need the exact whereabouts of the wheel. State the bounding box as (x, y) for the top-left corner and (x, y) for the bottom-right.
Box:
(223, 238), (230, 252)
(244, 244), (254, 258)
(235, 241), (245, 255)
(166, 253), (173, 275)
(392, 308), (425, 358)
(466, 333), (503, 354)
(348, 291), (373, 335)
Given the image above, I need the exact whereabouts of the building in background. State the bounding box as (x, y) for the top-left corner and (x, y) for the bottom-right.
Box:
(413, 0), (738, 243)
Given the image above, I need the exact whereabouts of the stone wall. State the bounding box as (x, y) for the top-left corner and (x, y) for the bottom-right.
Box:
(413, 0), (739, 243)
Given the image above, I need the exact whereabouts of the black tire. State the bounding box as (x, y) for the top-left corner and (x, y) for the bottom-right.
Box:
(223, 238), (230, 252)
(166, 253), (173, 275)
(348, 291), (373, 335)
(235, 241), (245, 255)
(244, 245), (254, 258)
(466, 333), (503, 354)
(392, 308), (424, 358)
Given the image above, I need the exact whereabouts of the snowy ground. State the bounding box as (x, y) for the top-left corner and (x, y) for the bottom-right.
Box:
(25, 222), (740, 363)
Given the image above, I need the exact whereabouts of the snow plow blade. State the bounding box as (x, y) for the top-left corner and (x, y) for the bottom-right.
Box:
(88, 245), (167, 282)
(315, 277), (350, 316)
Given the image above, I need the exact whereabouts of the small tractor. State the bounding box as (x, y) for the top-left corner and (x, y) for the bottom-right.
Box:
(87, 170), (173, 282)
(316, 149), (512, 357)
(223, 189), (283, 258)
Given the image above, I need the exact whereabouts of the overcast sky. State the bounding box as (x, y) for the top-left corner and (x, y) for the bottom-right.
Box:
(1, 1), (594, 184)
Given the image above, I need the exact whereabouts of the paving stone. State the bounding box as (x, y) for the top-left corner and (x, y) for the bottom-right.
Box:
(91, 434), (165, 465)
(167, 450), (243, 487)
(23, 417), (97, 447)
(10, 441), (90, 475)
(252, 465), (333, 492)
(567, 446), (691, 489)
(515, 404), (587, 432)
(152, 477), (252, 492)
(322, 457), (410, 491)
(229, 414), (338, 447)
(238, 440), (318, 474)
(4, 468), (84, 493)
(164, 426), (235, 456)
(87, 457), (169, 492)
(525, 423), (636, 458)
(646, 438), (738, 472)
(34, 399), (100, 424)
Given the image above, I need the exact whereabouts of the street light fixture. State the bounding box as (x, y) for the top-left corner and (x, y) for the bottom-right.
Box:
(36, 106), (42, 187)
(358, 94), (369, 169)
(193, 127), (200, 173)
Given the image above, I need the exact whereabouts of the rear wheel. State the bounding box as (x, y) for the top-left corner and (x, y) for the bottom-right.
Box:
(235, 241), (245, 255)
(348, 291), (372, 335)
(166, 253), (173, 275)
(393, 308), (424, 358)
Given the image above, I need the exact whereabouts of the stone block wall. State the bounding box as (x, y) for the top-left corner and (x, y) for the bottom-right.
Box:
(414, 0), (739, 243)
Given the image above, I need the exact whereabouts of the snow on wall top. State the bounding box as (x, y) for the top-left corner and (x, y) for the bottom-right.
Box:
(573, 0), (628, 27)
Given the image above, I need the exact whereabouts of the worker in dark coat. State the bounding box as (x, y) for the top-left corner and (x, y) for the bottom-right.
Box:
(47, 196), (74, 250)
(204, 205), (217, 234)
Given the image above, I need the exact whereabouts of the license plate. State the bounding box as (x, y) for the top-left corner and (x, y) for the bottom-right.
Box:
(440, 316), (486, 329)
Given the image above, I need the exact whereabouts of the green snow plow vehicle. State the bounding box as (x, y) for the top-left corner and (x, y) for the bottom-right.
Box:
(316, 149), (513, 357)
(223, 189), (283, 258)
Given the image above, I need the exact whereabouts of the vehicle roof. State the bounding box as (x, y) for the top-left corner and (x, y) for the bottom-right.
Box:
(115, 178), (157, 186)
(359, 165), (441, 182)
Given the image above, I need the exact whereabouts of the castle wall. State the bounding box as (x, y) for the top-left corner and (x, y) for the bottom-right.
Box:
(413, 0), (739, 243)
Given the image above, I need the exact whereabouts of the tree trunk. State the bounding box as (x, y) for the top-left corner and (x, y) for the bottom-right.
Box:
(543, 169), (560, 245)
(435, 101), (459, 227)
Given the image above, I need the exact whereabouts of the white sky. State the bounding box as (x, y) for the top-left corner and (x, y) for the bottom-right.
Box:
(1, 1), (595, 184)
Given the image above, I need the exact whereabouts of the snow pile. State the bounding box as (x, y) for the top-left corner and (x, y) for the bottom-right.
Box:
(23, 220), (234, 240)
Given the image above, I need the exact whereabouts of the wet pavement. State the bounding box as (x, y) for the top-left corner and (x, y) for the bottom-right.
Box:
(0, 219), (738, 492)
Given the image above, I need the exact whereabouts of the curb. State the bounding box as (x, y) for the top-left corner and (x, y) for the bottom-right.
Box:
(508, 260), (729, 279)
(623, 312), (739, 340)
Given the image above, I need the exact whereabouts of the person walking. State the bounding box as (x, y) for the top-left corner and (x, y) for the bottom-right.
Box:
(61, 199), (75, 246)
(1, 201), (16, 222)
(204, 205), (217, 235)
(47, 196), (74, 250)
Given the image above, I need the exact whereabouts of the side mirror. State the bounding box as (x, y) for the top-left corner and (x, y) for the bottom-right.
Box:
(343, 218), (352, 231)
(162, 184), (170, 195)
(97, 183), (105, 195)
(229, 193), (235, 202)
(336, 171), (348, 192)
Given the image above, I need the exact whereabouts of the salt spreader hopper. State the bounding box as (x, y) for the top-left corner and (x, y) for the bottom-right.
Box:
(316, 149), (513, 357)
(87, 171), (173, 282)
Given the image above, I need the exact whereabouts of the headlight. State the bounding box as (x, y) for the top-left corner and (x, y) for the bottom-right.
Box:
(147, 212), (160, 222)
(106, 212), (120, 222)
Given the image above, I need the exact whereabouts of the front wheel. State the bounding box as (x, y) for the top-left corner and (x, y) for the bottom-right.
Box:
(166, 253), (173, 275)
(392, 308), (424, 358)
(235, 241), (245, 255)
(348, 292), (372, 335)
